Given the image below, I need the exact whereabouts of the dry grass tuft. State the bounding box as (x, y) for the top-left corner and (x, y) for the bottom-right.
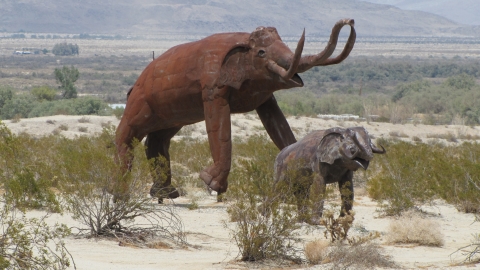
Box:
(386, 210), (444, 247)
(78, 126), (88, 133)
(328, 242), (397, 269)
(59, 124), (68, 131)
(77, 116), (90, 123)
(304, 239), (330, 264)
(389, 131), (409, 138)
(146, 241), (172, 249)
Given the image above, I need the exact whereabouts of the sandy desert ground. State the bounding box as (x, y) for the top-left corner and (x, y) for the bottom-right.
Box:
(3, 114), (480, 269)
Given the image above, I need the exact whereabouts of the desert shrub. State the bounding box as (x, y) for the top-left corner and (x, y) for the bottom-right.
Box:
(28, 97), (111, 117)
(386, 210), (444, 247)
(367, 140), (438, 215)
(320, 210), (355, 243)
(0, 202), (72, 269)
(444, 73), (476, 90)
(170, 138), (212, 190)
(276, 91), (367, 117)
(394, 75), (480, 125)
(225, 135), (302, 263)
(31, 86), (57, 101)
(367, 139), (480, 215)
(0, 123), (60, 212)
(54, 127), (186, 246)
(112, 106), (124, 119)
(452, 233), (480, 265)
(1, 94), (36, 119)
(0, 86), (14, 109)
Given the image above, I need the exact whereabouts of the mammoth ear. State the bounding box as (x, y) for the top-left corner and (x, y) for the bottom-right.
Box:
(316, 130), (344, 165)
(218, 45), (250, 89)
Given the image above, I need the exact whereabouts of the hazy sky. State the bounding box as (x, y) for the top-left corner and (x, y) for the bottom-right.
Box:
(358, 0), (480, 25)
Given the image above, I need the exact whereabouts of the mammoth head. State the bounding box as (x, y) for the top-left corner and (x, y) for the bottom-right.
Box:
(316, 127), (385, 171)
(218, 19), (356, 90)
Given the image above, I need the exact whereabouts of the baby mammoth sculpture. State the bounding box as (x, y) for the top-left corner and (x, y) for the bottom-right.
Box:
(115, 19), (356, 202)
(273, 127), (385, 224)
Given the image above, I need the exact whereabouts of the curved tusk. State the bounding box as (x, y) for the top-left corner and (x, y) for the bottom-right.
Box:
(267, 29), (305, 80)
(297, 18), (356, 73)
(371, 144), (386, 154)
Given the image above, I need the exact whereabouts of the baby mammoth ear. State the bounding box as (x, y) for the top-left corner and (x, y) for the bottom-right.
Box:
(218, 45), (250, 89)
(316, 134), (342, 165)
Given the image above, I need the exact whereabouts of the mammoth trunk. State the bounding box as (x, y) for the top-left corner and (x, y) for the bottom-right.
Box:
(267, 30), (305, 81)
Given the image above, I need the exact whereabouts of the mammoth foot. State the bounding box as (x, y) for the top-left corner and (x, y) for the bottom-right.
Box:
(150, 183), (180, 203)
(199, 169), (227, 194)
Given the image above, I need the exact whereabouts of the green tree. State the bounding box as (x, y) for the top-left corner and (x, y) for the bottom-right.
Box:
(55, 66), (79, 99)
(51, 42), (79, 56)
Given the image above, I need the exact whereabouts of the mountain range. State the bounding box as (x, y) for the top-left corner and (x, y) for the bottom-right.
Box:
(1, 0), (479, 38)
(358, 0), (480, 26)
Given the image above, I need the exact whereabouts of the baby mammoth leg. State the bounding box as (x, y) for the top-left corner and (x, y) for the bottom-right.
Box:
(308, 175), (326, 225)
(338, 171), (354, 217)
(145, 127), (182, 203)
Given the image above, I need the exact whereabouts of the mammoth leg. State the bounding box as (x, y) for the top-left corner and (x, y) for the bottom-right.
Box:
(145, 127), (182, 203)
(256, 95), (296, 150)
(200, 86), (231, 200)
(338, 171), (354, 217)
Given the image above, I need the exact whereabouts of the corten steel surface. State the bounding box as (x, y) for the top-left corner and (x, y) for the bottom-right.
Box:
(274, 127), (385, 224)
(115, 19), (356, 201)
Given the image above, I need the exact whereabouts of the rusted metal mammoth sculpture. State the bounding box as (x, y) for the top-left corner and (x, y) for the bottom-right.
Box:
(274, 127), (385, 224)
(115, 19), (356, 201)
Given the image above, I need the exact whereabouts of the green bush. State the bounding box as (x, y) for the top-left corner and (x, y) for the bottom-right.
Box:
(0, 123), (60, 212)
(51, 127), (186, 245)
(1, 94), (35, 120)
(31, 86), (57, 101)
(0, 202), (72, 269)
(0, 86), (14, 109)
(367, 139), (480, 215)
(28, 96), (111, 117)
(225, 135), (303, 263)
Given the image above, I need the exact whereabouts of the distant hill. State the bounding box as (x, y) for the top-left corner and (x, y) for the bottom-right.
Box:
(1, 0), (479, 37)
(358, 0), (480, 26)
